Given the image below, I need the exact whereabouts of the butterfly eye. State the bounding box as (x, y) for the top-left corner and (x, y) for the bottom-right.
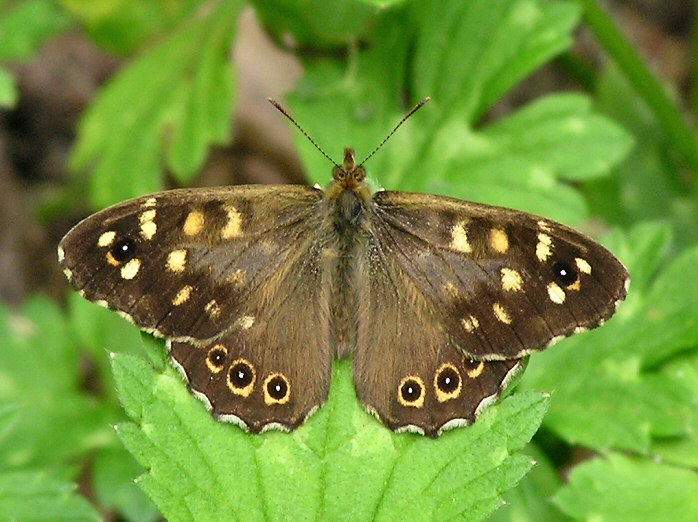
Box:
(398, 376), (425, 408)
(263, 373), (291, 404)
(205, 345), (228, 374)
(552, 261), (579, 288)
(109, 237), (138, 264)
(434, 364), (462, 402)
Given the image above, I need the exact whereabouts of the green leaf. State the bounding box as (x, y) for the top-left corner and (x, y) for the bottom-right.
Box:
(92, 446), (159, 522)
(357, 0), (404, 5)
(252, 0), (378, 48)
(0, 66), (17, 107)
(0, 470), (100, 521)
(288, 0), (629, 224)
(112, 352), (548, 521)
(522, 224), (698, 452)
(489, 443), (566, 522)
(0, 297), (116, 468)
(651, 349), (698, 467)
(61, 0), (202, 55)
(70, 1), (242, 209)
(422, 94), (632, 223)
(413, 0), (581, 121)
(587, 67), (698, 248)
(554, 453), (698, 522)
(0, 0), (71, 60)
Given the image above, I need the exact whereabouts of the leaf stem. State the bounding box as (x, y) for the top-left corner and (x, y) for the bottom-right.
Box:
(578, 0), (698, 180)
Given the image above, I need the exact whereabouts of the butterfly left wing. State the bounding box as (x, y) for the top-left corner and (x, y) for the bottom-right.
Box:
(368, 191), (630, 360)
(59, 185), (336, 432)
(167, 228), (335, 432)
(58, 185), (323, 341)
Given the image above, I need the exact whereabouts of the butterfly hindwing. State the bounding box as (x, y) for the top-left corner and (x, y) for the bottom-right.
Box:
(369, 190), (629, 360)
(168, 226), (335, 432)
(351, 232), (526, 436)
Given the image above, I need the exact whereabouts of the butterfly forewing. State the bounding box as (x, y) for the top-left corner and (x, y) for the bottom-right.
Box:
(59, 185), (323, 342)
(369, 191), (629, 360)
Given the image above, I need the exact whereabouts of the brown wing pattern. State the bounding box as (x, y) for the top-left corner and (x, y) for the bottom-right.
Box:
(60, 184), (337, 432)
(169, 228), (336, 432)
(350, 230), (525, 436)
(59, 185), (323, 343)
(369, 191), (629, 360)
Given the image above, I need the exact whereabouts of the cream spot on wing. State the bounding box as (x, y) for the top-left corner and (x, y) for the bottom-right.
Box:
(537, 220), (552, 232)
(228, 269), (246, 287)
(547, 282), (566, 304)
(143, 197), (157, 208)
(166, 249), (187, 273)
(221, 206), (243, 239)
(183, 211), (204, 236)
(443, 282), (460, 298)
(172, 285), (193, 306)
(63, 268), (72, 280)
(462, 315), (480, 332)
(98, 231), (117, 247)
(489, 228), (509, 253)
(205, 299), (221, 318)
(95, 300), (109, 309)
(57, 246), (65, 262)
(238, 315), (255, 330)
(139, 209), (157, 240)
(536, 233), (553, 262)
(575, 257), (592, 275)
(500, 268), (523, 292)
(450, 220), (472, 253)
(120, 259), (141, 280)
(493, 302), (512, 324)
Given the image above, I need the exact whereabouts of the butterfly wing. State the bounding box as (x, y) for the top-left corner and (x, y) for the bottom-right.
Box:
(168, 229), (335, 432)
(368, 191), (629, 360)
(351, 237), (526, 436)
(59, 185), (335, 431)
(349, 190), (628, 435)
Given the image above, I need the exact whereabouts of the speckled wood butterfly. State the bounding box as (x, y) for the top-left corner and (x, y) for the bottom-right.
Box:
(58, 99), (629, 437)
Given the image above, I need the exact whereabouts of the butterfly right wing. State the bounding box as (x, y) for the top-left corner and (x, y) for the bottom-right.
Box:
(367, 190), (629, 360)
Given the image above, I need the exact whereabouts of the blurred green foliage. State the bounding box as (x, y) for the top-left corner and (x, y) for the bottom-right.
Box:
(1, 0), (697, 520)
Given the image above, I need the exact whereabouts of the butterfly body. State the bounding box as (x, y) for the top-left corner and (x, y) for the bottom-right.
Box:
(59, 148), (628, 436)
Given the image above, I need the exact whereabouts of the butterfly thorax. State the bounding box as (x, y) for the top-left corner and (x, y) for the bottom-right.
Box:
(327, 148), (372, 232)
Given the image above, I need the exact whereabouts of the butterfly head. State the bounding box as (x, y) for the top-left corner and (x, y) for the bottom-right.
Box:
(331, 148), (366, 188)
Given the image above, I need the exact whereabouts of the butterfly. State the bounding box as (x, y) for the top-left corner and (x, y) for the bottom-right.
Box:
(58, 99), (629, 437)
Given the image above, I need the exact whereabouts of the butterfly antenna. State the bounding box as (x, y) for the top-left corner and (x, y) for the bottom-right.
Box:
(358, 97), (431, 165)
(268, 98), (338, 167)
